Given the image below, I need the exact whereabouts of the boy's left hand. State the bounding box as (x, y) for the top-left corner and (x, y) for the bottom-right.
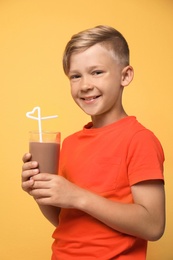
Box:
(30, 173), (82, 208)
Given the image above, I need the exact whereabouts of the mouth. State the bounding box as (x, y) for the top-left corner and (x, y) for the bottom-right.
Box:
(81, 95), (101, 102)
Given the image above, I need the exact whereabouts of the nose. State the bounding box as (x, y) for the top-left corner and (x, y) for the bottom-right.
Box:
(80, 76), (94, 91)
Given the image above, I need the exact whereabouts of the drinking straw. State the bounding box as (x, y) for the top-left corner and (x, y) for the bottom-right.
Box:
(26, 106), (58, 142)
(37, 107), (42, 142)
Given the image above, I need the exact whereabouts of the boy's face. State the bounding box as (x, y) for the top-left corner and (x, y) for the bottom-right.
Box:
(68, 43), (131, 126)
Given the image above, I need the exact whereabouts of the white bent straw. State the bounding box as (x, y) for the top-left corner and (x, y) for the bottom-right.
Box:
(37, 107), (42, 142)
(26, 106), (58, 142)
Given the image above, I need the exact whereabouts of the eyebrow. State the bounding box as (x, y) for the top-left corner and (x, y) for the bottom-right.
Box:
(69, 65), (104, 74)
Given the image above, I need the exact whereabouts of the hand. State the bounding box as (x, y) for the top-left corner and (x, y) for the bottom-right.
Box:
(30, 173), (83, 208)
(21, 153), (39, 194)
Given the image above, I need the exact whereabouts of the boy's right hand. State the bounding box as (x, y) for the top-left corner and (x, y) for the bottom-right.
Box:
(21, 153), (39, 194)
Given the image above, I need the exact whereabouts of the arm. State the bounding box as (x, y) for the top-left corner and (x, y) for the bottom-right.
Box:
(37, 205), (60, 227)
(77, 180), (165, 241)
(21, 153), (60, 226)
(30, 173), (165, 241)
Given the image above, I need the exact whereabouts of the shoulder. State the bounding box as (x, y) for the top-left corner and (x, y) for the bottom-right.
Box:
(127, 126), (164, 174)
(62, 121), (93, 145)
(125, 117), (163, 147)
(61, 127), (85, 147)
(129, 119), (163, 153)
(125, 117), (165, 165)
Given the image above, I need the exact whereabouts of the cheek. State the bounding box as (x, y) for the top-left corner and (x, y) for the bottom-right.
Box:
(70, 85), (76, 97)
(70, 86), (79, 103)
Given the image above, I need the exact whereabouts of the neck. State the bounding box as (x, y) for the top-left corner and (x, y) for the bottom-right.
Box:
(91, 110), (128, 128)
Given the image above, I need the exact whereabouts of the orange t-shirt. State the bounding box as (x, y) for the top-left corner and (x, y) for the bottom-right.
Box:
(52, 116), (164, 260)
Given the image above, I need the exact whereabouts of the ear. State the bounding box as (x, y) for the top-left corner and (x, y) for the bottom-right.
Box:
(121, 65), (134, 87)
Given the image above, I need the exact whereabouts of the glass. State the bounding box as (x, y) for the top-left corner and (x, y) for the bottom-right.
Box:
(29, 131), (61, 174)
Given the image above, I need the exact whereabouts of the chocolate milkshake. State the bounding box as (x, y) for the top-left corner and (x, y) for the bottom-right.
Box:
(30, 142), (60, 173)
(29, 131), (61, 174)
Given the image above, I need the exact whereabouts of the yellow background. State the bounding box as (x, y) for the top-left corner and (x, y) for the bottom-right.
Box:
(0, 0), (173, 259)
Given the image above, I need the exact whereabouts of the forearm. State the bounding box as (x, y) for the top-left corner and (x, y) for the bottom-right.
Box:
(75, 186), (165, 241)
(28, 173), (165, 240)
(37, 204), (60, 227)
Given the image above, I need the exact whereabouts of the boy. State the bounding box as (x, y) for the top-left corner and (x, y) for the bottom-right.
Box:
(22, 25), (165, 259)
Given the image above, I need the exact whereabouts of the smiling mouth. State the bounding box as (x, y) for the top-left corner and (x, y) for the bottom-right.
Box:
(81, 95), (101, 101)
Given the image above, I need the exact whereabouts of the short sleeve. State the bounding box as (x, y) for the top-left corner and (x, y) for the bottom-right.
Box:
(127, 130), (164, 186)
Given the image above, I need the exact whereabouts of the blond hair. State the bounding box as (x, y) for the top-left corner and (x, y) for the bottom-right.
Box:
(63, 25), (129, 75)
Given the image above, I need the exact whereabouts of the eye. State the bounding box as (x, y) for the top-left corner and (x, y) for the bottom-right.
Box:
(69, 74), (81, 81)
(92, 70), (103, 76)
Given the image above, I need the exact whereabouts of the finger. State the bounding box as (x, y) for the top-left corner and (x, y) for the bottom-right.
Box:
(22, 168), (39, 182)
(32, 173), (54, 181)
(22, 153), (31, 163)
(32, 180), (50, 189)
(22, 161), (38, 171)
(22, 178), (34, 192)
(35, 197), (52, 205)
(30, 188), (50, 199)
